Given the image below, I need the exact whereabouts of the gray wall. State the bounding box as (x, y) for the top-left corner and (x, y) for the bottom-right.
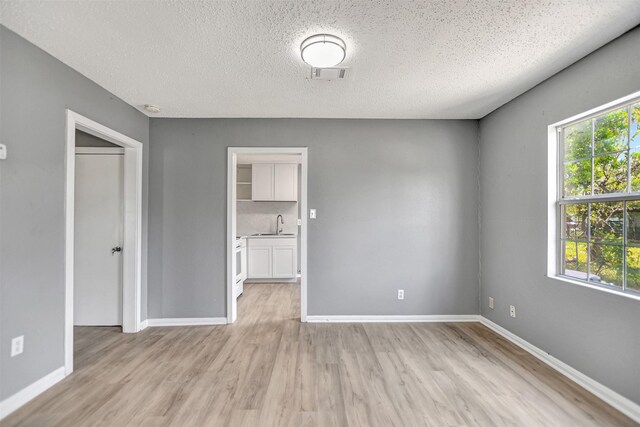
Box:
(479, 26), (640, 404)
(148, 119), (479, 319)
(0, 26), (149, 400)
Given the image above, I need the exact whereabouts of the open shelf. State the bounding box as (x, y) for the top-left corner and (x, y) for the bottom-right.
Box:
(237, 164), (252, 201)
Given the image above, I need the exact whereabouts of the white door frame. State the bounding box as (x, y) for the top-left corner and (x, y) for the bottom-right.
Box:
(226, 147), (308, 323)
(64, 110), (143, 376)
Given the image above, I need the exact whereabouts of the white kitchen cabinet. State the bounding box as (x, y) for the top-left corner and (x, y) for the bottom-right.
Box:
(248, 246), (271, 278)
(274, 164), (298, 201)
(272, 246), (296, 278)
(251, 163), (297, 201)
(251, 163), (274, 201)
(247, 237), (297, 279)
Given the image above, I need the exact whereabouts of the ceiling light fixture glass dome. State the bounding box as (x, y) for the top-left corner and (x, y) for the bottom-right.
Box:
(300, 34), (346, 68)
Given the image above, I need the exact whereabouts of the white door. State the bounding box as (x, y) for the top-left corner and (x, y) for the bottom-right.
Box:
(74, 153), (124, 326)
(274, 163), (298, 201)
(252, 163), (274, 200)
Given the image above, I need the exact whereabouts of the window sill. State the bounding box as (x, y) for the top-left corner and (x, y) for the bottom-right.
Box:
(548, 275), (640, 302)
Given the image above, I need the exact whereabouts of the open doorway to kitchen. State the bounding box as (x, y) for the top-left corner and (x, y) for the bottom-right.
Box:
(226, 148), (308, 324)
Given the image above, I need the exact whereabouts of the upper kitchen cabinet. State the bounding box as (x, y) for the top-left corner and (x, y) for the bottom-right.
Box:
(252, 163), (298, 201)
(274, 163), (297, 201)
(251, 163), (274, 201)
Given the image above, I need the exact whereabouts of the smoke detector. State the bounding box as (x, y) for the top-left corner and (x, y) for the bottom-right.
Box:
(144, 104), (161, 113)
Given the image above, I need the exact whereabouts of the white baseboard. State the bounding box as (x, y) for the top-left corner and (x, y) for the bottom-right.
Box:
(139, 319), (148, 330)
(479, 316), (640, 423)
(0, 367), (65, 421)
(146, 317), (227, 327)
(306, 315), (480, 323)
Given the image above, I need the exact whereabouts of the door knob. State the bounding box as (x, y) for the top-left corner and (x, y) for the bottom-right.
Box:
(111, 246), (122, 255)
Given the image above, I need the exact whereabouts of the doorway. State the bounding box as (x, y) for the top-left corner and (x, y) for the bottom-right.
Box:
(64, 110), (143, 376)
(226, 148), (308, 323)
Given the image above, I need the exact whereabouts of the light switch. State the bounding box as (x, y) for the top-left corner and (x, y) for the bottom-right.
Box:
(0, 144), (6, 160)
(309, 209), (316, 219)
(11, 335), (24, 357)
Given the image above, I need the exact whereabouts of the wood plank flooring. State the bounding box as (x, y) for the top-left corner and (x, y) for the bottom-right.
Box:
(3, 283), (636, 426)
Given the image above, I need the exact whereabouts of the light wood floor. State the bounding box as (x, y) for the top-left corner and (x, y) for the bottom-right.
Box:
(4, 283), (636, 426)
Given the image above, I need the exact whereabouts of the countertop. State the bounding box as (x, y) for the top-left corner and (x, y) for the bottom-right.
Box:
(242, 234), (297, 239)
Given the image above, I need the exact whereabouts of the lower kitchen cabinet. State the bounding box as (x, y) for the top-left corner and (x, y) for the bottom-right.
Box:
(272, 246), (296, 278)
(247, 246), (271, 278)
(247, 237), (297, 279)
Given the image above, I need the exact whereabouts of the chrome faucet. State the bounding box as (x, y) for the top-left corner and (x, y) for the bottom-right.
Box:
(276, 214), (284, 235)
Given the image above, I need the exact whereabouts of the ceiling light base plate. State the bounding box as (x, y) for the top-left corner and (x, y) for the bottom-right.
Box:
(309, 67), (349, 81)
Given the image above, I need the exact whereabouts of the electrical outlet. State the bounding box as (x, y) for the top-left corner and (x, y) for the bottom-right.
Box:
(309, 209), (316, 219)
(297, 218), (302, 226)
(397, 289), (404, 300)
(11, 335), (24, 357)
(509, 305), (516, 318)
(489, 297), (494, 309)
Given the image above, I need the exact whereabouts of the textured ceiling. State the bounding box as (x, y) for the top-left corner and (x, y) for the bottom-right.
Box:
(1, 1), (639, 119)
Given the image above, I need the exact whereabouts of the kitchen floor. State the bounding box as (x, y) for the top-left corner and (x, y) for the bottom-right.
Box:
(3, 283), (634, 426)
(237, 282), (300, 323)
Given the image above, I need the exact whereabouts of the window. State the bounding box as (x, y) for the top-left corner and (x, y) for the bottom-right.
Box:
(553, 96), (640, 298)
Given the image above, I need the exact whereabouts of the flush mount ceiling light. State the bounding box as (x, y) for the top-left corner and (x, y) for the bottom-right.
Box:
(300, 34), (346, 68)
(144, 104), (161, 113)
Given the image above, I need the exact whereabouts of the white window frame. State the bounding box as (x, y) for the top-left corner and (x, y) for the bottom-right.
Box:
(547, 90), (640, 301)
